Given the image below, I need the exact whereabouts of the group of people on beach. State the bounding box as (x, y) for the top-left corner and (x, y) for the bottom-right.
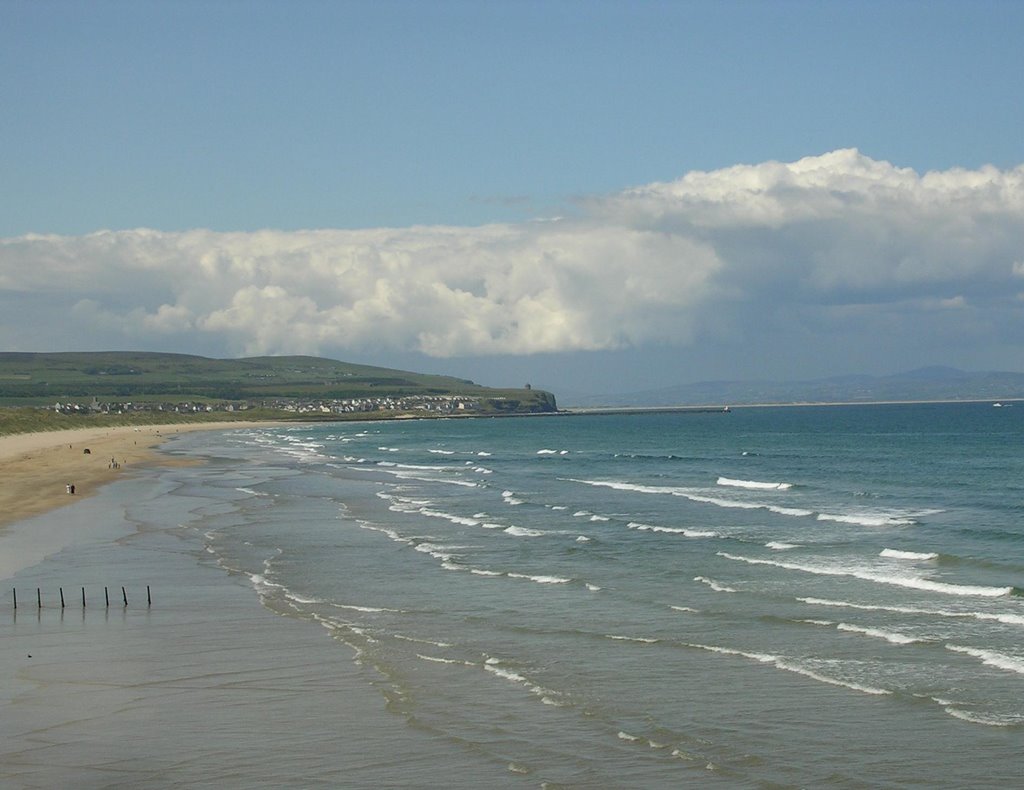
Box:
(65, 483), (76, 495)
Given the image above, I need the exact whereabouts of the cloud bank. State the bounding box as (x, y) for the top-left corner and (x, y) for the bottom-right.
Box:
(3, 150), (1024, 371)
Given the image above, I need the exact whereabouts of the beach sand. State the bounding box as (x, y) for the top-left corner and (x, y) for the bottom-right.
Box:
(0, 423), (518, 788)
(0, 423), (274, 531)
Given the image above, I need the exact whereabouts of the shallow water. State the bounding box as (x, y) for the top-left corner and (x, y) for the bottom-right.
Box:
(167, 403), (1024, 786)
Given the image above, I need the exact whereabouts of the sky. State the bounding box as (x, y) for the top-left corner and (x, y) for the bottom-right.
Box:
(3, 0), (1024, 400)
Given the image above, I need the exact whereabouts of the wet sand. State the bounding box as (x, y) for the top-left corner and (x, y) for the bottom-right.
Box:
(0, 423), (276, 531)
(0, 424), (518, 788)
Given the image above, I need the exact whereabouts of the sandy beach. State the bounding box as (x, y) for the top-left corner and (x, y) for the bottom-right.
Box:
(0, 422), (280, 531)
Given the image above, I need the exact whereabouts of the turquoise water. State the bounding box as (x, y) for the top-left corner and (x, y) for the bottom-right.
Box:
(171, 403), (1024, 786)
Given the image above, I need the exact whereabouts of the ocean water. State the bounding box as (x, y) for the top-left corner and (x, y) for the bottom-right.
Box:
(167, 402), (1024, 787)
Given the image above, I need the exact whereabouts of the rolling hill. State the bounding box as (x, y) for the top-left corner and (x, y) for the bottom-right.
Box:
(0, 351), (556, 417)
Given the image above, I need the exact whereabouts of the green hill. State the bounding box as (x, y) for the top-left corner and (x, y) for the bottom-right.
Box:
(0, 352), (557, 429)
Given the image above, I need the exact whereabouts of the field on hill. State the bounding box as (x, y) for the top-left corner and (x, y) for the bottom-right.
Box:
(0, 352), (556, 433)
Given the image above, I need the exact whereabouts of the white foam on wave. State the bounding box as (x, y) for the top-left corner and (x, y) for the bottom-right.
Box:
(429, 449), (456, 455)
(331, 603), (396, 613)
(393, 634), (452, 647)
(470, 568), (503, 577)
(570, 478), (680, 496)
(606, 634), (659, 644)
(670, 605), (699, 613)
(585, 583), (601, 592)
(769, 506), (816, 517)
(247, 572), (284, 597)
(836, 622), (922, 645)
(413, 542), (467, 563)
(628, 521), (719, 538)
(483, 660), (567, 706)
(507, 572), (572, 585)
(774, 659), (892, 696)
(589, 515), (610, 522)
(358, 521), (405, 544)
(502, 490), (524, 505)
(798, 596), (1024, 627)
(718, 551), (1013, 598)
(376, 466), (479, 488)
(817, 512), (915, 527)
(684, 642), (891, 696)
(946, 645), (1024, 676)
(685, 493), (762, 511)
(766, 541), (799, 550)
(284, 591), (324, 605)
(694, 576), (737, 593)
(571, 478), (815, 519)
(573, 472), (932, 525)
(247, 571), (335, 610)
(273, 435), (329, 462)
(360, 520), (470, 575)
(717, 476), (793, 490)
(389, 498), (441, 514)
(417, 507), (481, 527)
(881, 548), (939, 560)
(504, 526), (546, 537)
(417, 654), (474, 666)
(942, 706), (1024, 727)
(576, 535), (591, 543)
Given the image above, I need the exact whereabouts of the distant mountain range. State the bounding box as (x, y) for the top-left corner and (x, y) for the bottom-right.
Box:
(565, 367), (1024, 408)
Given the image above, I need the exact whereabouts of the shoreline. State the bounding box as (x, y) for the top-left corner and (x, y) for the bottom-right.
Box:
(0, 421), (285, 532)
(1, 421), (522, 788)
(2, 396), (1014, 529)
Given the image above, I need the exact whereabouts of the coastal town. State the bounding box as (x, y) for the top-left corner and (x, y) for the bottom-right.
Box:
(51, 393), (501, 418)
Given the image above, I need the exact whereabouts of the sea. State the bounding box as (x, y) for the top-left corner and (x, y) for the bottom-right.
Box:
(9, 402), (1023, 788)
(145, 401), (1024, 787)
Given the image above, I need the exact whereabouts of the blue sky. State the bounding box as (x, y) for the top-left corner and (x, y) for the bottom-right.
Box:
(3, 0), (1024, 399)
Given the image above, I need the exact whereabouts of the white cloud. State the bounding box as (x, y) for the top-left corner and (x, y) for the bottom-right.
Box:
(2, 150), (1023, 367)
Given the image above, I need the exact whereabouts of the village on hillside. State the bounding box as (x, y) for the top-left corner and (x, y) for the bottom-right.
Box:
(52, 393), (490, 418)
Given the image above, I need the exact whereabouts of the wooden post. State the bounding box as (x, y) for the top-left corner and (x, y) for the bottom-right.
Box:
(105, 586), (110, 607)
(37, 588), (41, 609)
(82, 587), (86, 608)
(59, 587), (65, 608)
(12, 588), (16, 610)
(122, 586), (127, 606)
(147, 585), (152, 606)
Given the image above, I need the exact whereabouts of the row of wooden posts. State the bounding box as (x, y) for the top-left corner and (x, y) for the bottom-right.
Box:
(12, 585), (151, 609)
